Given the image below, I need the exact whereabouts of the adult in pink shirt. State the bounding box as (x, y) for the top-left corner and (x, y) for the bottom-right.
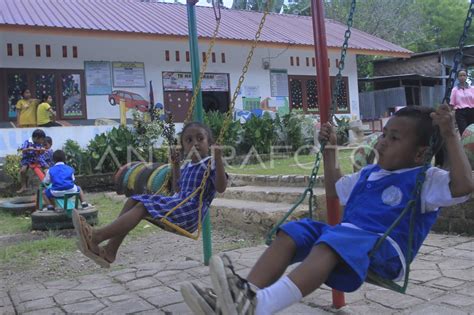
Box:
(450, 69), (474, 135)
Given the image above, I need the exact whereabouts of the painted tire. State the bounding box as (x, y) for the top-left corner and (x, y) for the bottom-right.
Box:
(150, 164), (171, 194)
(146, 164), (167, 193)
(127, 162), (147, 190)
(115, 162), (140, 195)
(0, 196), (37, 216)
(133, 163), (162, 195)
(123, 162), (146, 197)
(31, 207), (98, 230)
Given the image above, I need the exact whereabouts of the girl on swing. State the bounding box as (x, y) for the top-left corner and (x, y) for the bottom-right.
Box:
(182, 105), (473, 315)
(73, 122), (227, 268)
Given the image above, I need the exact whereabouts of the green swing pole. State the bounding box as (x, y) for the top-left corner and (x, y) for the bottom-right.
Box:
(311, 0), (345, 308)
(186, 0), (212, 266)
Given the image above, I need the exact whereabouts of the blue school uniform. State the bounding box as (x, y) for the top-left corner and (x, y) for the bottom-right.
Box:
(43, 162), (80, 198)
(39, 149), (54, 168)
(132, 156), (218, 233)
(280, 164), (467, 292)
(19, 140), (44, 166)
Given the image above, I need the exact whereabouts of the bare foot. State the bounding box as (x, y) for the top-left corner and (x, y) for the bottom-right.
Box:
(100, 246), (116, 264)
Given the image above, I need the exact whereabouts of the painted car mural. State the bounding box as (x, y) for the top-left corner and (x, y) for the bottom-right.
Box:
(109, 90), (149, 112)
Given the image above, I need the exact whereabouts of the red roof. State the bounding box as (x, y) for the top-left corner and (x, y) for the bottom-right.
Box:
(0, 0), (411, 56)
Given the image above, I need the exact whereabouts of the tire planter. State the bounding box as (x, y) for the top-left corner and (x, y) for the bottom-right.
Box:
(124, 163), (146, 197)
(149, 164), (172, 194)
(133, 163), (162, 195)
(115, 162), (140, 195)
(0, 196), (36, 215)
(31, 207), (98, 231)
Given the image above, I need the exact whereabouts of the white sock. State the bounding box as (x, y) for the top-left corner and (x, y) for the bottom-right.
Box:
(255, 276), (303, 315)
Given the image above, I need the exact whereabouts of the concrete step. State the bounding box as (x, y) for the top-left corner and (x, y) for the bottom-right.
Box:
(211, 197), (327, 236)
(229, 173), (324, 188)
(221, 185), (326, 204)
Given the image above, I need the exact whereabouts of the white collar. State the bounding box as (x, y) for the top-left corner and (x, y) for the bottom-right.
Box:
(54, 162), (65, 166)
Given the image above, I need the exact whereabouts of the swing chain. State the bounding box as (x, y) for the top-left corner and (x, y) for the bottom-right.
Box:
(330, 0), (356, 121)
(216, 0), (272, 145)
(442, 1), (474, 104)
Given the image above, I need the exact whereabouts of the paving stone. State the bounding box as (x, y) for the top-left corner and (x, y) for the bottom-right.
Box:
(163, 259), (201, 271)
(22, 306), (65, 314)
(417, 254), (448, 262)
(136, 286), (175, 300)
(143, 290), (183, 307)
(91, 284), (128, 298)
(53, 290), (95, 305)
(436, 248), (474, 260)
(135, 262), (167, 271)
(16, 297), (56, 313)
(155, 269), (196, 284)
(408, 269), (442, 282)
(425, 277), (465, 289)
(456, 284), (474, 297)
(106, 294), (137, 303)
(431, 293), (474, 308)
(113, 272), (138, 283)
(404, 284), (445, 301)
(107, 267), (137, 277)
(336, 301), (396, 314)
(280, 302), (331, 314)
(410, 260), (438, 270)
(62, 299), (106, 313)
(454, 241), (474, 251)
(15, 288), (60, 303)
(441, 268), (474, 281)
(365, 289), (424, 309)
(438, 258), (474, 270)
(14, 283), (46, 292)
(406, 303), (469, 315)
(0, 305), (16, 314)
(99, 298), (154, 314)
(136, 269), (159, 278)
(74, 279), (116, 291)
(125, 277), (162, 291)
(417, 245), (441, 254)
(0, 297), (12, 308)
(43, 279), (79, 290)
(160, 302), (193, 314)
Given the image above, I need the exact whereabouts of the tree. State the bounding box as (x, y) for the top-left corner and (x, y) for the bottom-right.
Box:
(232, 0), (284, 13)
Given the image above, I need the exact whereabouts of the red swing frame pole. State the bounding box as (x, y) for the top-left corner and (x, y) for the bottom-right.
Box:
(310, 0), (345, 309)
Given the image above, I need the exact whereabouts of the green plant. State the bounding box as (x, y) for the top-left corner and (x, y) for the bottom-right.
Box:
(335, 116), (350, 145)
(239, 113), (275, 155)
(3, 154), (21, 186)
(131, 109), (165, 148)
(204, 111), (241, 148)
(87, 126), (140, 173)
(63, 140), (91, 175)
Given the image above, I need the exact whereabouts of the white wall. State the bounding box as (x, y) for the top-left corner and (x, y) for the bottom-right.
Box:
(1, 30), (360, 120)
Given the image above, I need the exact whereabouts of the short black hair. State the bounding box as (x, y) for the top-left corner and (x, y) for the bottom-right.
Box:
(53, 150), (66, 163)
(32, 129), (46, 139)
(179, 121), (214, 146)
(20, 88), (30, 97)
(394, 106), (439, 149)
(45, 136), (52, 145)
(41, 94), (50, 102)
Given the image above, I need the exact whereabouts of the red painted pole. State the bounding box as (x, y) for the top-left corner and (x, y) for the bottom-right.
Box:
(310, 0), (345, 309)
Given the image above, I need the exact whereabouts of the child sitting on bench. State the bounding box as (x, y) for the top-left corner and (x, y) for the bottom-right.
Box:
(42, 150), (90, 211)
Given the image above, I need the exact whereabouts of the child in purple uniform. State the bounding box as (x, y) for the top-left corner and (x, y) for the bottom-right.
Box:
(17, 129), (46, 193)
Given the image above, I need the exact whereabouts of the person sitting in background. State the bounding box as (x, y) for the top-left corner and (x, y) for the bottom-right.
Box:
(42, 150), (90, 211)
(37, 94), (61, 127)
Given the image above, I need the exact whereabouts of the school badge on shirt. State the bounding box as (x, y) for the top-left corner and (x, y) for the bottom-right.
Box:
(381, 185), (403, 206)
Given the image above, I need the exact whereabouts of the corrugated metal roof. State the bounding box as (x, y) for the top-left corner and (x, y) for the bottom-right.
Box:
(0, 0), (411, 55)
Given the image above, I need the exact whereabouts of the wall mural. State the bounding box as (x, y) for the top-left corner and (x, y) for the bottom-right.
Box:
(237, 94), (290, 123)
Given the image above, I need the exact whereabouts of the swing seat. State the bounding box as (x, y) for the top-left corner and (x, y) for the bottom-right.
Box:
(366, 271), (407, 294)
(37, 183), (80, 217)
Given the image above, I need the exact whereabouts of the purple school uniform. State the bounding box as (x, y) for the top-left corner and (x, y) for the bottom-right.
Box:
(20, 140), (44, 166)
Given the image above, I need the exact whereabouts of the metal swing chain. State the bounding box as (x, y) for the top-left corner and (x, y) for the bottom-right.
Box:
(265, 0), (356, 245)
(442, 1), (474, 105)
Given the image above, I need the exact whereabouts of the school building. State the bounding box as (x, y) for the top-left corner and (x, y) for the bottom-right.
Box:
(0, 0), (410, 156)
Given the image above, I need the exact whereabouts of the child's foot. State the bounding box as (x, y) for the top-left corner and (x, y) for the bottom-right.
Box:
(45, 205), (55, 211)
(181, 282), (221, 315)
(209, 254), (257, 315)
(71, 210), (110, 268)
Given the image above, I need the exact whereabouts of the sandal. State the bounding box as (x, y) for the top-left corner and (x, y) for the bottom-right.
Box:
(72, 210), (111, 268)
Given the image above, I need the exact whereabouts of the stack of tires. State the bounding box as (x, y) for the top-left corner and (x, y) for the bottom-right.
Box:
(114, 162), (172, 197)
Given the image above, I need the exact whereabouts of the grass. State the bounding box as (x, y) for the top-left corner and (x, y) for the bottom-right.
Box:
(0, 193), (157, 265)
(227, 149), (355, 176)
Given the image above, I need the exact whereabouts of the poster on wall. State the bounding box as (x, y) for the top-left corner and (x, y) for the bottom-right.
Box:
(162, 72), (229, 91)
(85, 61), (112, 95)
(112, 62), (146, 87)
(270, 69), (289, 97)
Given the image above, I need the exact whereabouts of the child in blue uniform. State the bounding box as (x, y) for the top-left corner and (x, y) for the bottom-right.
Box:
(72, 122), (228, 268)
(181, 105), (474, 315)
(42, 150), (90, 211)
(17, 129), (46, 193)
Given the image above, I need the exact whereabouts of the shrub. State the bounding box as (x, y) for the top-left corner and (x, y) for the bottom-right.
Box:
(63, 140), (91, 175)
(239, 113), (275, 155)
(3, 154), (21, 186)
(335, 116), (350, 145)
(204, 110), (241, 148)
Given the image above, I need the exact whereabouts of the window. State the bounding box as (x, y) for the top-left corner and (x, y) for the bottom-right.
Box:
(290, 56), (294, 66)
(46, 45), (51, 57)
(296, 57), (300, 66)
(212, 52), (216, 63)
(221, 52), (226, 63)
(62, 46), (67, 58)
(175, 51), (180, 62)
(35, 44), (41, 57)
(165, 50), (170, 61)
(306, 57), (309, 67)
(18, 44), (24, 56)
(202, 52), (207, 62)
(7, 43), (12, 56)
(72, 46), (78, 58)
(186, 51), (190, 62)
